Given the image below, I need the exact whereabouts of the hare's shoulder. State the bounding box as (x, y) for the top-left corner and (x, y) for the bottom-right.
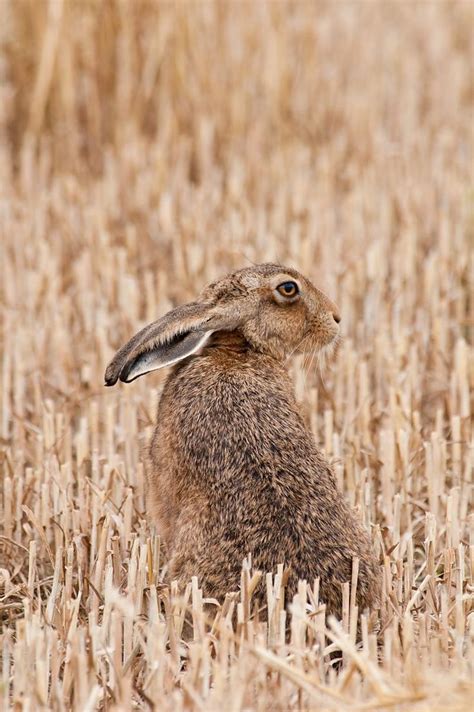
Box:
(160, 350), (318, 466)
(168, 348), (291, 396)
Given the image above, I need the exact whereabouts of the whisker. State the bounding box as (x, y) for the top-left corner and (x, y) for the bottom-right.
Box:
(303, 347), (314, 392)
(318, 349), (328, 392)
(287, 333), (307, 361)
(296, 332), (341, 399)
(305, 340), (317, 385)
(302, 347), (314, 393)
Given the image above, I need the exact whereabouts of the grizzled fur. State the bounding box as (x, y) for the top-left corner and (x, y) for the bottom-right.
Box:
(105, 264), (381, 617)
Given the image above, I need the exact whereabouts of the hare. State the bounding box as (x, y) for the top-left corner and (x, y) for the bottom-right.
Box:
(105, 264), (381, 618)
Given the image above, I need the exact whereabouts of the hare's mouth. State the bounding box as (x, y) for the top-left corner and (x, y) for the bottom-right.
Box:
(322, 332), (342, 358)
(295, 332), (341, 380)
(299, 322), (340, 351)
(297, 328), (342, 362)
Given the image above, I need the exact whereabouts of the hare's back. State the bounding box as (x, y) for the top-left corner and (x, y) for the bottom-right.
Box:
(152, 349), (380, 611)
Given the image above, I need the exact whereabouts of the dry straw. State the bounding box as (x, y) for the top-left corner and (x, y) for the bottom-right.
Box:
(0, 1), (473, 710)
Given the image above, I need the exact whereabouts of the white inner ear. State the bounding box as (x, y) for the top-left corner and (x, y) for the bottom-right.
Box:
(124, 330), (214, 382)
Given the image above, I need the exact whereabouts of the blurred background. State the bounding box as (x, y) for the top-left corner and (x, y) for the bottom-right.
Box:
(0, 3), (473, 709)
(2, 1), (472, 387)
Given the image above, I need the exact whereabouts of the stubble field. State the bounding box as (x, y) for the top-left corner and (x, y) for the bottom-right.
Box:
(0, 2), (473, 710)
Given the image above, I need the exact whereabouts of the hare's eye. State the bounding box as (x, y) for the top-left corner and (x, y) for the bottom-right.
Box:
(276, 281), (299, 298)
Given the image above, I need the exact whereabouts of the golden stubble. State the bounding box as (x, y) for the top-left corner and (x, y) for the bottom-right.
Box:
(0, 2), (472, 711)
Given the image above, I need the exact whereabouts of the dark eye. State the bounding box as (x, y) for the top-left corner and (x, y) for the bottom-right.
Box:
(276, 281), (299, 298)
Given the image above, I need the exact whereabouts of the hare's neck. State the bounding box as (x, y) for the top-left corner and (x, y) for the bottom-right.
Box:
(204, 330), (288, 364)
(205, 330), (250, 354)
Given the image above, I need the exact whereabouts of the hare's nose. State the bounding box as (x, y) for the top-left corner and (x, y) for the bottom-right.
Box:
(333, 312), (341, 324)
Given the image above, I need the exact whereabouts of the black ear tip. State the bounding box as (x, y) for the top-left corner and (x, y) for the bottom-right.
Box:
(104, 364), (119, 387)
(104, 358), (137, 386)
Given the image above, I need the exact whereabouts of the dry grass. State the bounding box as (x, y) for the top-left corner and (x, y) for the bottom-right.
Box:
(0, 1), (473, 710)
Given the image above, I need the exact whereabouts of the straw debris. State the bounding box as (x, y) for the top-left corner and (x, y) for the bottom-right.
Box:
(0, 2), (472, 710)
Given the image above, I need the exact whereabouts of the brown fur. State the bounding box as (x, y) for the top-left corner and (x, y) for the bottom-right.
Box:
(105, 264), (381, 617)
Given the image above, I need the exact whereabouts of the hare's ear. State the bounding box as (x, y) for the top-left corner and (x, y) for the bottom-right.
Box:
(106, 329), (214, 384)
(104, 302), (236, 386)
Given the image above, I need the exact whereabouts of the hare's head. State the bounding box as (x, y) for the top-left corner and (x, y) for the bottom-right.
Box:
(105, 263), (340, 385)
